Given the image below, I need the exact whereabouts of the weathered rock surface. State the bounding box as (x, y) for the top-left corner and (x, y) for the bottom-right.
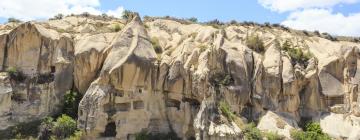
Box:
(0, 14), (360, 139)
(0, 22), (74, 129)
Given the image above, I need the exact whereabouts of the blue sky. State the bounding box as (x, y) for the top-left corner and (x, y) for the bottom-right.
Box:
(1, 0), (360, 36)
(99, 0), (287, 23)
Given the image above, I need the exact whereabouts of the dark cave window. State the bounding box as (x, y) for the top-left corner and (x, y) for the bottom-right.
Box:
(115, 103), (131, 111)
(133, 101), (144, 110)
(166, 99), (181, 110)
(50, 66), (56, 73)
(115, 91), (124, 97)
(101, 122), (117, 137)
(138, 88), (142, 93)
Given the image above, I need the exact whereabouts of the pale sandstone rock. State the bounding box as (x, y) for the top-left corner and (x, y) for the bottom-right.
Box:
(0, 22), (74, 130)
(321, 113), (360, 140)
(1, 14), (360, 140)
(257, 111), (298, 138)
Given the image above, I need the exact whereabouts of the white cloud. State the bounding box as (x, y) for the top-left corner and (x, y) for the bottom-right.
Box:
(0, 0), (124, 21)
(258, 0), (359, 12)
(258, 0), (360, 36)
(282, 9), (360, 36)
(106, 6), (125, 18)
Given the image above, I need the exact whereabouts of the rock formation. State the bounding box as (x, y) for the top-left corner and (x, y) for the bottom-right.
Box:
(0, 13), (360, 140)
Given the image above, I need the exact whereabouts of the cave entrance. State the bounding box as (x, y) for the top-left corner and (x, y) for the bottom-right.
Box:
(101, 122), (117, 137)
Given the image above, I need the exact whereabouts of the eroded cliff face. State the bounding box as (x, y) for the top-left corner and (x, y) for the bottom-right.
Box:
(1, 14), (360, 139)
(0, 23), (74, 129)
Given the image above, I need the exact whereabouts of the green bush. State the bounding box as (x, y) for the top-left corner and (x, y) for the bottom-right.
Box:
(304, 122), (322, 134)
(54, 14), (64, 20)
(52, 115), (77, 139)
(210, 73), (233, 86)
(263, 132), (284, 140)
(113, 24), (121, 32)
(38, 117), (54, 140)
(6, 67), (17, 75)
(245, 33), (265, 53)
(151, 37), (163, 54)
(81, 12), (90, 17)
(8, 18), (21, 23)
(219, 101), (235, 121)
(290, 130), (307, 140)
(206, 19), (224, 29)
(188, 17), (198, 23)
(62, 91), (82, 118)
(68, 130), (84, 140)
(243, 123), (262, 140)
(122, 10), (136, 20)
(281, 40), (312, 65)
(290, 122), (331, 140)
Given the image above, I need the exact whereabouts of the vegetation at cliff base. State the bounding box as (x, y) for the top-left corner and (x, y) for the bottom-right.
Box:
(38, 115), (81, 140)
(290, 122), (330, 140)
(243, 123), (262, 140)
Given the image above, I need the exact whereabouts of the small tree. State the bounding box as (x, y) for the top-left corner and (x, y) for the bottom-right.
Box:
(113, 24), (121, 32)
(245, 33), (265, 53)
(122, 10), (136, 21)
(151, 37), (162, 54)
(81, 12), (90, 17)
(8, 18), (21, 23)
(38, 117), (54, 140)
(54, 14), (64, 20)
(188, 17), (198, 23)
(52, 115), (77, 139)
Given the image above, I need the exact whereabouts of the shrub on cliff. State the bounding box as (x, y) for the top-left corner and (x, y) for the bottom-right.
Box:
(8, 18), (21, 23)
(290, 122), (330, 140)
(113, 24), (121, 32)
(54, 14), (64, 20)
(245, 33), (265, 53)
(263, 132), (284, 140)
(151, 37), (163, 54)
(219, 101), (235, 121)
(205, 19), (224, 29)
(122, 10), (136, 21)
(243, 123), (262, 140)
(281, 40), (312, 66)
(210, 73), (234, 86)
(188, 17), (198, 23)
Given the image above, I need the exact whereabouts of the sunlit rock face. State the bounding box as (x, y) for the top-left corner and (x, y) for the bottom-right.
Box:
(0, 23), (74, 129)
(1, 14), (360, 139)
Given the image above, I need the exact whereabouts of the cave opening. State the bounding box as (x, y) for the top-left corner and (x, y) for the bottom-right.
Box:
(50, 66), (55, 73)
(101, 122), (117, 137)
